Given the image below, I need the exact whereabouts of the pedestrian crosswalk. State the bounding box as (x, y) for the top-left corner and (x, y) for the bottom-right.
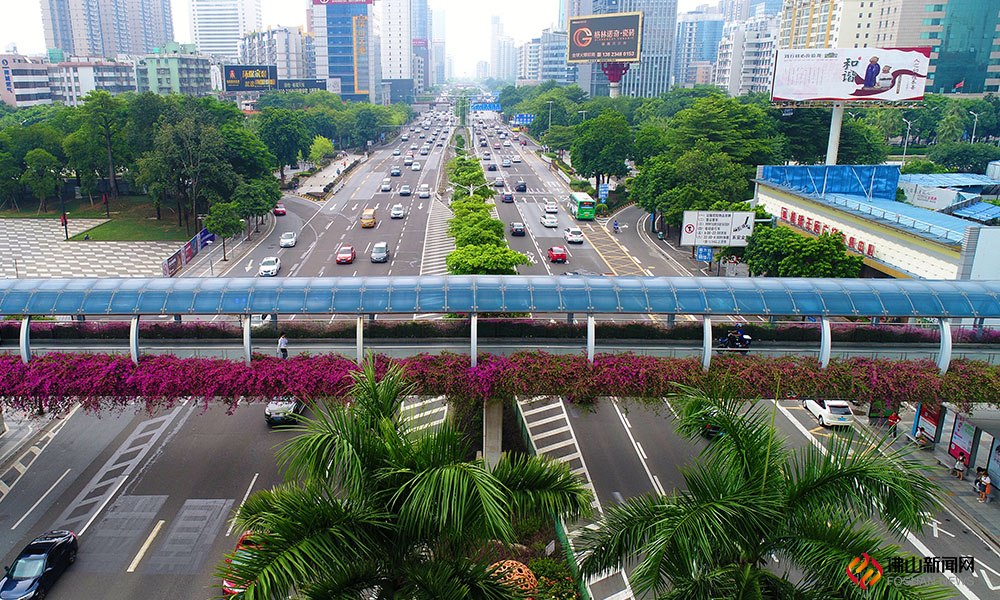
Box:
(400, 395), (449, 432)
(419, 196), (456, 275)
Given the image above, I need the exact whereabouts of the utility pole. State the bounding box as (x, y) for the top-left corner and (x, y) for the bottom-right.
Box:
(901, 118), (913, 167)
(970, 111), (979, 144)
(547, 100), (553, 130)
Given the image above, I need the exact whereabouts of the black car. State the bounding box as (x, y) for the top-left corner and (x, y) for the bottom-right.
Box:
(0, 530), (78, 600)
(510, 222), (526, 236)
(487, 164), (497, 171)
(515, 180), (527, 192)
(502, 192), (514, 203)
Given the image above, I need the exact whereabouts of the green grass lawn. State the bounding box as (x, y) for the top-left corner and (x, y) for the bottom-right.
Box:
(0, 195), (191, 241)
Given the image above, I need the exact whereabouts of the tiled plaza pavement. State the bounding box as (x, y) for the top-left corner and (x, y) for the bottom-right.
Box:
(0, 219), (178, 278)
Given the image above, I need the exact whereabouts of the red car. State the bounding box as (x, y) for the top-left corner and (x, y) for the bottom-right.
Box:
(222, 531), (260, 595)
(272, 203), (286, 216)
(548, 246), (568, 263)
(520, 139), (527, 146)
(336, 245), (356, 264)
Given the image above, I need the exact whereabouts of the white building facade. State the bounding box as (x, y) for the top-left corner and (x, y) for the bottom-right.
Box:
(191, 0), (262, 59)
(715, 12), (779, 96)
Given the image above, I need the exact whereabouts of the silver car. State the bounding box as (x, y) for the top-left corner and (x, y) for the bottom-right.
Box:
(265, 396), (304, 425)
(371, 241), (390, 263)
(258, 256), (280, 276)
(279, 232), (297, 247)
(391, 203), (406, 218)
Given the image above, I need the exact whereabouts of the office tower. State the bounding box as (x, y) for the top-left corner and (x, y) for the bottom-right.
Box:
(778, 0), (843, 49)
(558, 0), (568, 29)
(432, 40), (446, 85)
(476, 60), (490, 80)
(240, 26), (315, 81)
(675, 7), (724, 86)
(412, 0), (431, 91)
(490, 16), (503, 79)
(191, 0), (262, 59)
(540, 28), (575, 85)
(517, 39), (542, 84)
(41, 0), (173, 57)
(715, 12), (780, 96)
(498, 37), (518, 82)
(378, 0), (414, 102)
(311, 0), (381, 103)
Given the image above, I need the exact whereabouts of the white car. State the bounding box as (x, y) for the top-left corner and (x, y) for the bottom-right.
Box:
(418, 184), (431, 198)
(265, 396), (304, 425)
(803, 399), (855, 427)
(563, 227), (584, 244)
(412, 162), (421, 171)
(503, 140), (511, 147)
(258, 256), (280, 277)
(279, 232), (297, 247)
(540, 215), (559, 228)
(391, 203), (406, 218)
(544, 201), (559, 214)
(512, 155), (521, 163)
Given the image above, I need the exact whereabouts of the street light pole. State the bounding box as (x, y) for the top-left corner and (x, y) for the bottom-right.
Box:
(970, 111), (979, 144)
(60, 195), (68, 240)
(547, 100), (553, 130)
(206, 240), (215, 276)
(901, 118), (913, 167)
(578, 109), (587, 123)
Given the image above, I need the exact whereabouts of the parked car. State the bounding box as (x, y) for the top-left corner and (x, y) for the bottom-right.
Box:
(265, 396), (304, 425)
(279, 232), (297, 247)
(272, 203), (286, 216)
(544, 201), (559, 213)
(335, 245), (356, 264)
(222, 531), (259, 595)
(399, 185), (412, 196)
(390, 166), (402, 176)
(563, 227), (584, 244)
(803, 399), (855, 427)
(0, 530), (78, 600)
(370, 241), (390, 263)
(548, 246), (568, 263)
(257, 256), (280, 276)
(501, 192), (514, 203)
(540, 215), (559, 228)
(391, 203), (406, 219)
(510, 222), (526, 236)
(515, 180), (527, 192)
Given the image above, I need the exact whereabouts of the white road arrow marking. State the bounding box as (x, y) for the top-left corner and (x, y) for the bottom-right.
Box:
(417, 203), (423, 210)
(352, 204), (358, 211)
(244, 259), (254, 272)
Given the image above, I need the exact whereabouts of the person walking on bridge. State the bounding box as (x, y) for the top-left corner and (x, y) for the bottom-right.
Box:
(278, 333), (289, 359)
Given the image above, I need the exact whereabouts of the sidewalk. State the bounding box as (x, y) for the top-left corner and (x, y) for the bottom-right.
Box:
(296, 153), (365, 198)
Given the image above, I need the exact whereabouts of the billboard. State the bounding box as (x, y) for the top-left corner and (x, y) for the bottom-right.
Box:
(224, 65), (277, 92)
(680, 211), (755, 247)
(568, 13), (642, 63)
(278, 79), (326, 91)
(353, 15), (369, 94)
(770, 48), (931, 102)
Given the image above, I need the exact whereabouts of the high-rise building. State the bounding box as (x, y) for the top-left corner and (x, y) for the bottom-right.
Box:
(540, 28), (575, 85)
(0, 54), (53, 108)
(558, 0), (568, 29)
(517, 38), (542, 85)
(476, 60), (490, 80)
(490, 16), (503, 79)
(135, 41), (212, 96)
(311, 0), (381, 103)
(674, 6), (724, 87)
(240, 26), (315, 81)
(715, 11), (780, 96)
(191, 0), (262, 59)
(778, 0), (843, 49)
(721, 0), (782, 21)
(40, 0), (173, 57)
(498, 37), (518, 82)
(432, 40), (446, 85)
(378, 0), (413, 102)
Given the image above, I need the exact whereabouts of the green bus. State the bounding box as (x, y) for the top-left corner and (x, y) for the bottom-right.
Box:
(569, 192), (596, 220)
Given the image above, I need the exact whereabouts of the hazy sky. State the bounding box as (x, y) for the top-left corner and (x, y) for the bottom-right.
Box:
(1, 0), (707, 77)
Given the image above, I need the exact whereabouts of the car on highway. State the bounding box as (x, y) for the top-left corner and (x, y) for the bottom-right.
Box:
(544, 201), (559, 213)
(548, 246), (568, 263)
(540, 215), (559, 228)
(222, 530), (259, 595)
(482, 152), (491, 160)
(493, 177), (504, 187)
(390, 166), (401, 176)
(502, 158), (511, 167)
(399, 185), (412, 196)
(487, 163), (497, 171)
(272, 203), (286, 216)
(513, 134), (519, 140)
(360, 208), (376, 228)
(265, 396), (304, 425)
(410, 144), (418, 151)
(501, 192), (514, 203)
(391, 203), (406, 218)
(370, 241), (390, 263)
(0, 530), (78, 600)
(512, 155), (521, 163)
(279, 232), (297, 247)
(480, 140), (487, 147)
(418, 184), (431, 198)
(515, 180), (527, 192)
(335, 245), (356, 264)
(420, 147), (429, 155)
(520, 139), (527, 146)
(493, 142), (501, 149)
(392, 149), (401, 155)
(401, 134), (409, 141)
(803, 399), (855, 427)
(380, 178), (392, 192)
(563, 227), (584, 244)
(503, 140), (511, 147)
(509, 222), (526, 236)
(419, 133), (425, 139)
(258, 256), (280, 276)
(411, 162), (421, 171)
(403, 156), (413, 166)
(436, 141), (444, 147)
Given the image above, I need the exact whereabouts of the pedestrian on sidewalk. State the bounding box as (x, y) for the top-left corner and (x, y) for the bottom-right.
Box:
(979, 471), (992, 502)
(953, 453), (967, 480)
(278, 333), (288, 359)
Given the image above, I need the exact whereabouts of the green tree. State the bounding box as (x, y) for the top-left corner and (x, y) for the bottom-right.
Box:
(776, 108), (830, 165)
(62, 128), (104, 206)
(927, 142), (1000, 173)
(80, 90), (126, 199)
(935, 104), (965, 143)
(233, 177), (281, 234)
(221, 124), (275, 180)
(20, 148), (60, 213)
(900, 159), (951, 174)
(579, 387), (949, 600)
(0, 152), (20, 209)
(663, 96), (783, 172)
(837, 119), (889, 165)
(446, 244), (529, 275)
(218, 358), (591, 599)
(202, 201), (243, 260)
(862, 108), (903, 141)
(744, 227), (862, 277)
(543, 124), (577, 151)
(632, 125), (668, 166)
(570, 110), (633, 185)
(308, 135), (335, 164)
(257, 108), (310, 182)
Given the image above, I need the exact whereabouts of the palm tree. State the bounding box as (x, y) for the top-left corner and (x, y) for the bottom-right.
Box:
(577, 385), (952, 600)
(218, 355), (592, 599)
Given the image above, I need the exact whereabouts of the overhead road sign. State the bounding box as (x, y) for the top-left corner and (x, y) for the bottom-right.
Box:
(224, 65), (277, 92)
(568, 12), (643, 63)
(680, 211), (755, 247)
(510, 113), (535, 125)
(472, 103), (501, 112)
(770, 47), (930, 103)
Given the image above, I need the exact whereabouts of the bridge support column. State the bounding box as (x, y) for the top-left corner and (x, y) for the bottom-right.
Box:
(586, 314), (595, 363)
(470, 313), (478, 367)
(129, 316), (140, 365)
(667, 314), (676, 327)
(937, 318), (952, 375)
(482, 401), (503, 469)
(242, 316), (251, 365)
(356, 316), (364, 365)
(819, 316), (832, 368)
(701, 316), (712, 372)
(173, 315), (181, 323)
(19, 316), (31, 364)
(567, 312), (574, 324)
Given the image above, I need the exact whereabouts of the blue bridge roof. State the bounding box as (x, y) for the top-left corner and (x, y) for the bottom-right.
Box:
(1, 276), (1000, 318)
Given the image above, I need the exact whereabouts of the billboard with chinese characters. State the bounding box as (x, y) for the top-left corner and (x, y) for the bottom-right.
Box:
(567, 12), (642, 63)
(770, 48), (931, 102)
(353, 15), (369, 94)
(278, 79), (325, 91)
(680, 211), (754, 247)
(224, 65), (277, 92)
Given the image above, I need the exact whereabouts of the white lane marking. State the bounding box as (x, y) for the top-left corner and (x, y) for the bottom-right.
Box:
(11, 468), (71, 530)
(243, 259), (253, 272)
(78, 475), (128, 537)
(127, 519), (166, 573)
(227, 472), (260, 537)
(612, 399), (665, 495)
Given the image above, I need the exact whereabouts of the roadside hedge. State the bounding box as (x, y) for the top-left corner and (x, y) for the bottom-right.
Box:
(0, 352), (994, 413)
